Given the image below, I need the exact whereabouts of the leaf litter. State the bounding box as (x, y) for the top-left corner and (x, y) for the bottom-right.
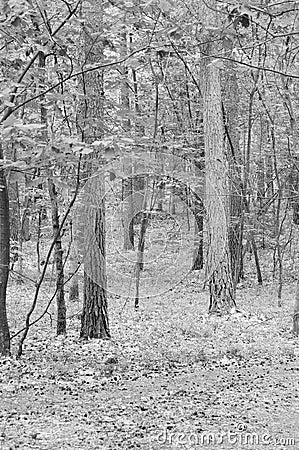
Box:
(1, 279), (299, 449)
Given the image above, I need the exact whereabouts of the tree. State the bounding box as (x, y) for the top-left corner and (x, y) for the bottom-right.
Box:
(79, 0), (110, 339)
(201, 0), (236, 313)
(0, 142), (10, 356)
(39, 48), (66, 335)
(120, 25), (135, 250)
(223, 62), (243, 288)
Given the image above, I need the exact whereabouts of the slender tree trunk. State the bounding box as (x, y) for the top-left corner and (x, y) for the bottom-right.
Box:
(123, 160), (134, 250)
(135, 213), (149, 309)
(120, 25), (135, 250)
(39, 51), (66, 334)
(21, 180), (31, 242)
(69, 256), (79, 302)
(36, 209), (42, 274)
(222, 66), (244, 289)
(169, 186), (176, 215)
(192, 167), (204, 270)
(250, 234), (263, 285)
(192, 214), (203, 270)
(133, 175), (145, 218)
(7, 147), (20, 269)
(47, 178), (66, 334)
(0, 143), (10, 356)
(293, 279), (299, 335)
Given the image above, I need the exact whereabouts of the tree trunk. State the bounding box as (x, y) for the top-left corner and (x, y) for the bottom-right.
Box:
(39, 50), (66, 335)
(69, 256), (79, 302)
(0, 143), (10, 356)
(293, 279), (299, 335)
(120, 25), (135, 250)
(192, 167), (204, 271)
(250, 234), (263, 285)
(47, 178), (66, 335)
(7, 147), (20, 268)
(201, 1), (236, 313)
(222, 65), (244, 289)
(79, 0), (110, 339)
(192, 214), (203, 270)
(123, 161), (134, 250)
(80, 177), (110, 339)
(135, 213), (149, 309)
(21, 177), (31, 242)
(133, 175), (145, 219)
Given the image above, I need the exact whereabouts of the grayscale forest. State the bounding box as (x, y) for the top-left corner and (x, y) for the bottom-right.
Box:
(0, 0), (298, 448)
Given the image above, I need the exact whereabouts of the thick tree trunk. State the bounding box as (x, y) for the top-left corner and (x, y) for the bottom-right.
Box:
(0, 143), (10, 356)
(81, 271), (110, 338)
(80, 177), (110, 339)
(79, 0), (110, 339)
(201, 1), (236, 313)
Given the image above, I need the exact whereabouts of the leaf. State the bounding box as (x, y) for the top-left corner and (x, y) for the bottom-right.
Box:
(3, 100), (15, 107)
(72, 145), (85, 152)
(159, 0), (172, 12)
(103, 147), (115, 160)
(209, 59), (225, 69)
(27, 177), (46, 188)
(205, 25), (219, 31)
(223, 36), (233, 50)
(16, 123), (46, 131)
(80, 147), (94, 155)
(142, 0), (154, 7)
(11, 16), (21, 27)
(52, 178), (70, 190)
(1, 114), (16, 127)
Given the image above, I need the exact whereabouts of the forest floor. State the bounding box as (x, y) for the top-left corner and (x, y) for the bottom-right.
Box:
(1, 273), (299, 450)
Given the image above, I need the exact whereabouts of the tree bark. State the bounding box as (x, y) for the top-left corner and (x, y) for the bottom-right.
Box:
(69, 256), (79, 302)
(135, 213), (149, 309)
(201, 0), (236, 313)
(47, 178), (66, 335)
(79, 0), (110, 339)
(293, 279), (299, 335)
(0, 143), (10, 355)
(80, 176), (109, 338)
(222, 68), (244, 288)
(123, 160), (134, 250)
(39, 50), (66, 335)
(192, 168), (204, 270)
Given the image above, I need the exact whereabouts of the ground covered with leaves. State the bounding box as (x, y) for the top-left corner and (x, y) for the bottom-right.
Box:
(1, 278), (299, 449)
